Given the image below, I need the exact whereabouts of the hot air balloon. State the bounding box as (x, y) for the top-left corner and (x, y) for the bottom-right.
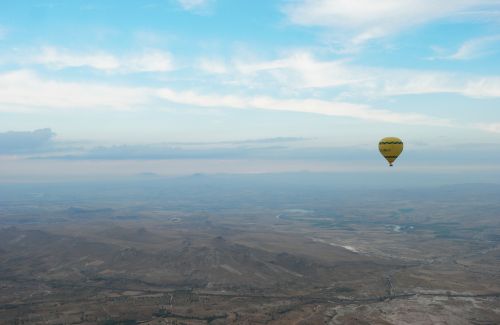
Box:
(379, 137), (403, 166)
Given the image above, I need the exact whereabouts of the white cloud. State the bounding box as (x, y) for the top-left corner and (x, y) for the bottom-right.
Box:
(447, 35), (500, 60)
(198, 58), (228, 74)
(0, 70), (152, 110)
(284, 0), (500, 44)
(475, 122), (500, 133)
(234, 52), (368, 89)
(209, 52), (500, 98)
(36, 47), (120, 70)
(0, 69), (450, 127)
(10, 47), (500, 99)
(156, 88), (451, 126)
(125, 50), (174, 72)
(176, 0), (212, 12)
(463, 77), (500, 97)
(31, 47), (174, 73)
(2, 68), (499, 133)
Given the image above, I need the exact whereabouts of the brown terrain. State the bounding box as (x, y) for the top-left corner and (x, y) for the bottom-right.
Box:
(0, 178), (499, 324)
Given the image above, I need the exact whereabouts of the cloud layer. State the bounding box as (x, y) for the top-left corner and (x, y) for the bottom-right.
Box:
(25, 134), (500, 166)
(0, 69), (453, 127)
(0, 128), (55, 154)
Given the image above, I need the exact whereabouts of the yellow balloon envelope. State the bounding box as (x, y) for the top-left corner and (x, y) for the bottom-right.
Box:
(379, 137), (403, 166)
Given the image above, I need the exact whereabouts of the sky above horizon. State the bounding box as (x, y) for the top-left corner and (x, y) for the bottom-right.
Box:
(1, 0), (500, 181)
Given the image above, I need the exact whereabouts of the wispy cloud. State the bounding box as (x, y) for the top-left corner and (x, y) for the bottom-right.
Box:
(30, 46), (175, 73)
(0, 69), (450, 127)
(462, 77), (500, 98)
(35, 47), (119, 70)
(283, 0), (500, 46)
(198, 58), (228, 74)
(0, 70), (152, 110)
(178, 0), (208, 9)
(7, 47), (500, 99)
(176, 0), (214, 13)
(475, 122), (500, 133)
(3, 68), (499, 131)
(207, 51), (500, 98)
(124, 50), (175, 72)
(157, 88), (452, 126)
(234, 52), (363, 88)
(445, 35), (500, 60)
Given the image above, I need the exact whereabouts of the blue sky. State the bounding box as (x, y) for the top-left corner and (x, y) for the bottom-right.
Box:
(1, 0), (500, 180)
